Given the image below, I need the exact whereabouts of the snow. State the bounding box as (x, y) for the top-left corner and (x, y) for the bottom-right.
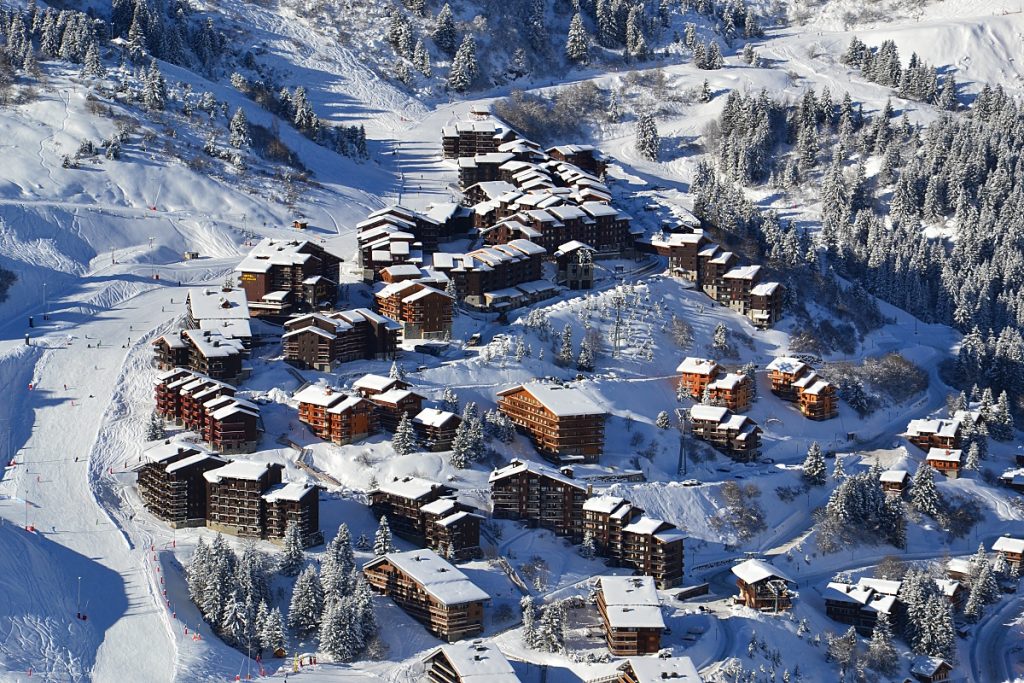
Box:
(599, 576), (666, 630)
(498, 382), (605, 418)
(353, 374), (402, 393)
(879, 469), (908, 483)
(676, 357), (719, 375)
(185, 287), (250, 321)
(425, 642), (520, 682)
(992, 536), (1024, 555)
(765, 357), (808, 374)
(731, 559), (796, 585)
(926, 447), (962, 463)
(202, 459), (273, 482)
(293, 384), (345, 407)
(623, 656), (702, 683)
(367, 549), (490, 605)
(374, 476), (444, 500)
(262, 481), (316, 503)
(689, 404), (730, 422)
(413, 408), (458, 428)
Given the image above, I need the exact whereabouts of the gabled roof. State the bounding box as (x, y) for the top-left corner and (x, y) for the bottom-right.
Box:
(353, 374), (403, 393)
(993, 536), (1024, 554)
(373, 476), (444, 501)
(765, 357), (808, 374)
(262, 481), (317, 503)
(414, 408), (460, 429)
(186, 287), (250, 321)
(731, 558), (795, 585)
(676, 357), (719, 375)
(619, 657), (702, 683)
(496, 382), (604, 418)
(364, 549), (489, 605)
(203, 460), (273, 483)
(599, 576), (665, 630)
(424, 642), (520, 682)
(293, 385), (345, 408)
(488, 458), (586, 490)
(689, 404), (729, 423)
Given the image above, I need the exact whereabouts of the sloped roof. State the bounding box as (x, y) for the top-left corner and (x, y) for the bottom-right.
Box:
(496, 382), (604, 417)
(731, 558), (794, 585)
(365, 549), (489, 605)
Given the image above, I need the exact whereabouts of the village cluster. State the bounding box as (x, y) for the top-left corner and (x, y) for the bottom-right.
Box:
(132, 111), (1023, 682)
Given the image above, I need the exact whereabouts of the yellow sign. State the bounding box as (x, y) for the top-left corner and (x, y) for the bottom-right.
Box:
(240, 273), (257, 282)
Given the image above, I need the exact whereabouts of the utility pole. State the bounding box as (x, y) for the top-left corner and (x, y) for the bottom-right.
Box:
(42, 283), (47, 320)
(76, 576), (82, 618)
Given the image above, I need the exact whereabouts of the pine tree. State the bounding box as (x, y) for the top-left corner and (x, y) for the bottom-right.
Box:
(521, 596), (537, 647)
(261, 607), (285, 654)
(566, 13), (590, 65)
(802, 442), (826, 485)
(229, 108), (250, 149)
(392, 412), (417, 455)
(373, 515), (396, 557)
(580, 529), (596, 558)
(146, 412), (164, 440)
(712, 323), (729, 354)
(186, 537), (212, 604)
(289, 565), (324, 637)
(319, 597), (359, 661)
(705, 41), (723, 69)
(143, 58), (166, 110)
(656, 411), (671, 429)
(82, 41), (105, 78)
(832, 454), (846, 480)
(910, 462), (941, 517)
(558, 324), (574, 365)
(433, 4), (457, 55)
(447, 34), (478, 92)
(534, 602), (564, 652)
(964, 442), (980, 471)
(442, 387), (459, 413)
(865, 611), (897, 675)
(413, 38), (431, 76)
(321, 523), (356, 602)
(576, 337), (595, 371)
(990, 391), (1015, 440)
(699, 79), (712, 103)
(279, 520), (305, 576)
(635, 111), (659, 161)
(389, 360), (406, 380)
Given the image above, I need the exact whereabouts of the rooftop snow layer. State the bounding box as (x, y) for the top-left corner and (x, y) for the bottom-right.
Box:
(368, 549), (489, 605)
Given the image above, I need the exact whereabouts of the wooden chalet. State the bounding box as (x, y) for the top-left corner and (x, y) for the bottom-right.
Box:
(824, 577), (900, 635)
(765, 357), (838, 420)
(880, 469), (909, 496)
(375, 280), (454, 340)
(993, 536), (1024, 572)
(136, 441), (226, 527)
(353, 373), (410, 398)
(423, 642), (521, 683)
(688, 404), (762, 461)
(910, 656), (953, 683)
(496, 382), (606, 463)
(925, 448), (963, 478)
(615, 657), (703, 683)
(441, 120), (509, 159)
(294, 384), (379, 445)
(489, 459), (589, 540)
(582, 496), (685, 588)
(234, 238), (342, 313)
(596, 576), (665, 656)
(282, 309), (400, 370)
(749, 282), (784, 328)
(370, 476), (453, 542)
(459, 152), (517, 189)
(185, 286), (252, 348)
(906, 417), (962, 451)
(369, 388), (426, 432)
(422, 500), (483, 562)
(363, 549), (490, 641)
(731, 559), (795, 612)
(676, 357), (721, 399)
(553, 240), (596, 290)
(357, 205), (442, 254)
(706, 372), (754, 412)
(413, 408), (462, 451)
(153, 329), (246, 382)
(203, 461), (284, 538)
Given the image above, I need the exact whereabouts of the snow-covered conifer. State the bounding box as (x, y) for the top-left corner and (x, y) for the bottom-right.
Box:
(447, 34), (478, 93)
(565, 13), (590, 65)
(279, 521), (305, 576)
(635, 111), (659, 161)
(655, 411), (671, 429)
(289, 565), (324, 637)
(909, 462), (940, 517)
(432, 4), (457, 55)
(392, 412), (417, 454)
(373, 515), (396, 557)
(229, 108), (250, 149)
(558, 324), (574, 365)
(802, 442), (826, 485)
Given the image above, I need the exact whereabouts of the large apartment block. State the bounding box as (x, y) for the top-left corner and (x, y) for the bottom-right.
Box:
(489, 459), (589, 540)
(766, 357), (838, 420)
(496, 382), (606, 464)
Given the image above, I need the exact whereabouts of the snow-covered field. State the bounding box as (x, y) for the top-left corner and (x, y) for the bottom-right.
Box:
(4, 0), (1024, 681)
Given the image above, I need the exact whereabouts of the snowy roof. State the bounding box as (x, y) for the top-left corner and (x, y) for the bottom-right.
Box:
(947, 558), (972, 576)
(622, 516), (669, 536)
(953, 409), (982, 424)
(993, 536), (1024, 554)
(293, 385), (344, 407)
(731, 559), (795, 585)
(203, 460), (273, 483)
(689, 404), (729, 423)
(326, 396), (368, 414)
(367, 550), (489, 605)
(879, 469), (908, 483)
(186, 287), (250, 321)
(676, 357), (719, 375)
(467, 180), (517, 199)
(373, 388), (420, 405)
(751, 282), (781, 296)
(375, 476), (443, 500)
(620, 657), (702, 683)
(353, 374), (403, 393)
(281, 326), (336, 341)
(824, 581), (897, 614)
(165, 453), (226, 474)
(420, 498), (458, 516)
(723, 265), (762, 281)
(709, 373), (746, 391)
(765, 357), (808, 374)
(210, 403), (259, 421)
(382, 264), (423, 278)
(599, 576), (665, 630)
(857, 578), (902, 595)
(497, 382), (604, 417)
(553, 240), (595, 257)
(926, 448), (962, 463)
(262, 481), (316, 503)
(488, 459), (586, 490)
(402, 285), (451, 304)
(436, 511), (483, 527)
(182, 329), (244, 358)
(906, 418), (960, 438)
(198, 318), (252, 340)
(583, 495), (628, 514)
(235, 238), (335, 272)
(143, 441), (206, 465)
(425, 642), (520, 682)
(413, 408), (459, 429)
(934, 578), (961, 598)
(910, 656), (950, 677)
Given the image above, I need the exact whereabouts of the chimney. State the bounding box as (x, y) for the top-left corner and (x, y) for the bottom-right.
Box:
(560, 466), (574, 478)
(325, 387), (333, 396)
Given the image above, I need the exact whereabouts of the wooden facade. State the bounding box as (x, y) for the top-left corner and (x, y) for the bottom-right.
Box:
(553, 240), (596, 290)
(906, 417), (962, 451)
(282, 309), (400, 370)
(363, 550), (489, 641)
(204, 461), (285, 538)
(823, 578), (900, 636)
(993, 536), (1024, 572)
(707, 372), (754, 412)
(496, 383), (606, 463)
(136, 442), (226, 526)
(925, 448), (963, 478)
(688, 404), (762, 461)
(294, 385), (379, 445)
(369, 388), (426, 432)
(423, 642), (521, 683)
(375, 281), (454, 340)
(153, 329), (245, 382)
(153, 370), (260, 454)
(766, 357), (838, 420)
(369, 476), (484, 560)
(615, 657), (703, 683)
(676, 357), (721, 399)
(234, 238), (341, 311)
(596, 576), (665, 656)
(489, 459), (589, 540)
(731, 559), (794, 612)
(413, 408), (462, 451)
